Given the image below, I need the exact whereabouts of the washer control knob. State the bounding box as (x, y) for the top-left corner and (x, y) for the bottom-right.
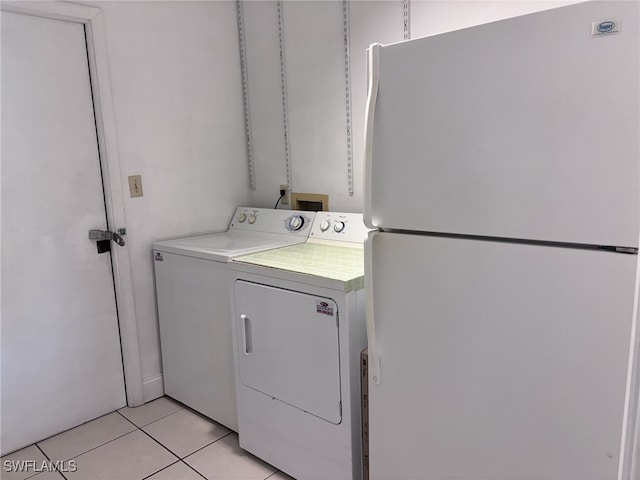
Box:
(247, 214), (257, 224)
(333, 221), (345, 233)
(320, 219), (331, 232)
(288, 215), (305, 231)
(237, 213), (247, 223)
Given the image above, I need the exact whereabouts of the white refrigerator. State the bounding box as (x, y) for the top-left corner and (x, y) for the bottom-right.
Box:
(363, 2), (639, 479)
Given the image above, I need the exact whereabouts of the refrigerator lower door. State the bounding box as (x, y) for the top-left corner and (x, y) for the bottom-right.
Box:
(367, 232), (638, 479)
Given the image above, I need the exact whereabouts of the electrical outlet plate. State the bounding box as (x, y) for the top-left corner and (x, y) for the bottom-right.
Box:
(279, 184), (289, 205)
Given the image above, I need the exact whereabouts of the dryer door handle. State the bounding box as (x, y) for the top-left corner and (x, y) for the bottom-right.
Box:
(240, 314), (253, 355)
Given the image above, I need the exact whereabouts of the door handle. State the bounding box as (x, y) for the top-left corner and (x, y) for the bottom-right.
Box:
(240, 314), (253, 355)
(364, 43), (380, 229)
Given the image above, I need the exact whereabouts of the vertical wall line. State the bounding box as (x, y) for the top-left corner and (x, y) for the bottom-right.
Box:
(343, 0), (354, 196)
(236, 0), (255, 190)
(403, 0), (411, 40)
(277, 0), (292, 190)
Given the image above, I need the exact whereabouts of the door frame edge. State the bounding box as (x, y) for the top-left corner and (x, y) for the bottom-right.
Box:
(1, 1), (145, 407)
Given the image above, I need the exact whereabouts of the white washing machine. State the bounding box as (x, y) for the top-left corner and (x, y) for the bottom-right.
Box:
(228, 212), (369, 479)
(153, 207), (315, 431)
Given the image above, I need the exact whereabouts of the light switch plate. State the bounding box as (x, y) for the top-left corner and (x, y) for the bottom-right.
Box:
(128, 175), (143, 197)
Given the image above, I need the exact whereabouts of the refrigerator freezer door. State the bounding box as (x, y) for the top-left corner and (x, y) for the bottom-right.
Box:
(367, 1), (639, 248)
(367, 232), (638, 478)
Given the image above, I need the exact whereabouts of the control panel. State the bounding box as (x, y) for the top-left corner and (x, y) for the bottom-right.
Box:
(309, 212), (370, 243)
(230, 207), (315, 235)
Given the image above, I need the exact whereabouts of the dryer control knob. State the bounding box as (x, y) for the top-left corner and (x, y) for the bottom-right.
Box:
(320, 219), (331, 232)
(247, 214), (257, 224)
(288, 215), (304, 231)
(237, 213), (247, 223)
(334, 221), (345, 233)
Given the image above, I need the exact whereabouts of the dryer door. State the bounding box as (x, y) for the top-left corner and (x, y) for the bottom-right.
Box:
(234, 280), (342, 424)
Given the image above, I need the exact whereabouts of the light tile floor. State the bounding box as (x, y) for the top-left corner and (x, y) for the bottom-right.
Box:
(1, 397), (294, 480)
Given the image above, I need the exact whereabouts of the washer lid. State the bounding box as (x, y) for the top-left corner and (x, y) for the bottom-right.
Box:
(173, 235), (286, 254)
(153, 232), (294, 261)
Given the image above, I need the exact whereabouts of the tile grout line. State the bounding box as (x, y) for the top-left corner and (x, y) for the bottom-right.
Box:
(4, 414), (122, 480)
(265, 470), (293, 480)
(135, 427), (182, 461)
(118, 401), (235, 475)
(47, 411), (184, 480)
(14, 403), (230, 480)
(21, 445), (50, 480)
(115, 402), (184, 428)
(15, 444), (71, 480)
(81, 418), (182, 480)
(139, 458), (208, 480)
(131, 401), (278, 477)
(8, 403), (185, 480)
(180, 431), (234, 462)
(179, 432), (280, 480)
(33, 409), (121, 449)
(134, 427), (231, 479)
(33, 411), (138, 464)
(182, 460), (208, 480)
(115, 409), (141, 428)
(49, 426), (139, 465)
(139, 458), (181, 480)
(34, 444), (51, 462)
(37, 443), (72, 480)
(133, 421), (235, 468)
(125, 400), (234, 462)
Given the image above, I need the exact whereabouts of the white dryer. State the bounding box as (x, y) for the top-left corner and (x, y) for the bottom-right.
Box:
(153, 207), (314, 431)
(228, 212), (369, 479)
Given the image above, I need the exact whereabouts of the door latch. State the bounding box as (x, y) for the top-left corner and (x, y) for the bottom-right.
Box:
(88, 228), (126, 247)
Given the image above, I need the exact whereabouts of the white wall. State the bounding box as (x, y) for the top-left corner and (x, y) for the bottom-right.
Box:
(88, 0), (250, 400)
(410, 0), (575, 38)
(243, 0), (577, 213)
(244, 0), (401, 212)
(78, 0), (581, 402)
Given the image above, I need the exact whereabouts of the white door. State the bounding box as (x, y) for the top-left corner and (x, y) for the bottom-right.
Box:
(367, 231), (637, 479)
(1, 11), (126, 454)
(234, 281), (342, 424)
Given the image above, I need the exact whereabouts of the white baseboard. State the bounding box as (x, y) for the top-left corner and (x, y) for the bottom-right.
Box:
(142, 374), (165, 403)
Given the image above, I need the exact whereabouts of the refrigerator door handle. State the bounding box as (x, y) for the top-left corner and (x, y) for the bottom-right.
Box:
(364, 43), (381, 229)
(365, 231), (382, 384)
